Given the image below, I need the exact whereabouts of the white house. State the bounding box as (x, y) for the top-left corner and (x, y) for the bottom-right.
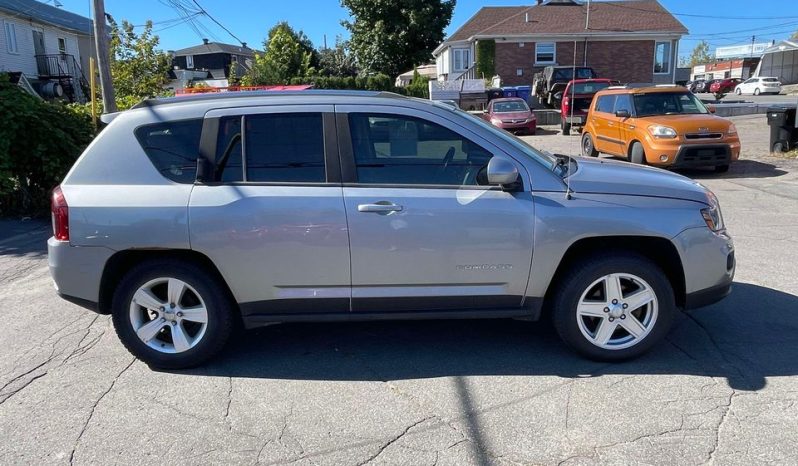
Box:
(0, 0), (95, 102)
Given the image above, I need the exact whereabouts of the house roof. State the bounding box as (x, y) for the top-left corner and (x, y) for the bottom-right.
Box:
(446, 0), (687, 43)
(173, 41), (254, 57)
(762, 40), (798, 54)
(0, 0), (93, 35)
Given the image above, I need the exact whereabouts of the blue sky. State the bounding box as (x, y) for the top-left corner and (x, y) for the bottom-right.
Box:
(62, 0), (798, 60)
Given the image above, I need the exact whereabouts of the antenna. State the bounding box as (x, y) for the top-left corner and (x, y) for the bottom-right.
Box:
(565, 39), (578, 201)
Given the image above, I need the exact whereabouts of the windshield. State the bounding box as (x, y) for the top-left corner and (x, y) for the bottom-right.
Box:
(633, 92), (709, 117)
(570, 82), (610, 94)
(461, 109), (556, 171)
(553, 68), (595, 80)
(493, 100), (530, 113)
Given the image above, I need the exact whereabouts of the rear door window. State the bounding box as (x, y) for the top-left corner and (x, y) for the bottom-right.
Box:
(135, 119), (202, 183)
(245, 113), (325, 183)
(595, 95), (617, 114)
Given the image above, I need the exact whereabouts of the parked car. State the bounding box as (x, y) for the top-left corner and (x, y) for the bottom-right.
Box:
(709, 78), (742, 94)
(49, 90), (735, 368)
(581, 85), (740, 172)
(532, 66), (598, 107)
(559, 78), (614, 135)
(482, 97), (537, 134)
(690, 79), (708, 93)
(734, 77), (782, 95)
(702, 79), (722, 93)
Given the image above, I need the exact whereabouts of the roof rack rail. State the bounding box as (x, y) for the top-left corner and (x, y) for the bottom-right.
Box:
(655, 84), (680, 87)
(606, 85), (629, 89)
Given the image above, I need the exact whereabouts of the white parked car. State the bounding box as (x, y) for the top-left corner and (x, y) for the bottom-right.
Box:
(734, 77), (782, 95)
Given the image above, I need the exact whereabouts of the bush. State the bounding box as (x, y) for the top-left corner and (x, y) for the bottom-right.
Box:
(0, 74), (95, 215)
(406, 69), (430, 99)
(286, 73), (397, 92)
(476, 40), (496, 80)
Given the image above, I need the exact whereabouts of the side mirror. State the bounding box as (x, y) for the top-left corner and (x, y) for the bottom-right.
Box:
(487, 157), (520, 189)
(196, 157), (212, 183)
(615, 109), (630, 118)
(707, 104), (716, 114)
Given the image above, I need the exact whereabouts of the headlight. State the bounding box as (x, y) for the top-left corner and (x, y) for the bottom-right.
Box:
(727, 123), (737, 135)
(701, 190), (725, 231)
(490, 118), (502, 125)
(648, 125), (677, 138)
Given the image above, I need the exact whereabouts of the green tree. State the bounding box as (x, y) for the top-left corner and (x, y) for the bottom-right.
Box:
(245, 22), (315, 85)
(264, 22), (319, 68)
(341, 0), (455, 78)
(406, 69), (429, 98)
(688, 40), (713, 67)
(317, 37), (357, 76)
(108, 19), (172, 106)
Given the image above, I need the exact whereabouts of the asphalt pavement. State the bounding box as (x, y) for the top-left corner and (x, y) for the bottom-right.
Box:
(1, 116), (797, 465)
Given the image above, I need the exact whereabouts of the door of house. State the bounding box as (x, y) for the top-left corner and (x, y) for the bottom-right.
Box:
(32, 30), (46, 75)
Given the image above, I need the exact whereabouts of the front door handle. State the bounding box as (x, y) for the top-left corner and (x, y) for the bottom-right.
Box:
(357, 202), (403, 213)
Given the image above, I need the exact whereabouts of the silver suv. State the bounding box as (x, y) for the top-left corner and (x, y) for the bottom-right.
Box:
(48, 91), (735, 368)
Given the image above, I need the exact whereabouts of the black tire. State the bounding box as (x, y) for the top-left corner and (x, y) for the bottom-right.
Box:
(562, 120), (571, 136)
(772, 141), (786, 153)
(735, 88), (741, 95)
(112, 259), (235, 369)
(714, 164), (730, 173)
(629, 142), (646, 165)
(551, 252), (676, 361)
(581, 132), (598, 157)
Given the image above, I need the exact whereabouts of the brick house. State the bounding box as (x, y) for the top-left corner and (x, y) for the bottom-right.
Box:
(433, 0), (687, 86)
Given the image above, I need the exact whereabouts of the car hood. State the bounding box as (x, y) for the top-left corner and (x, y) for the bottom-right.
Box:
(493, 111), (532, 120)
(635, 114), (731, 132)
(567, 157), (710, 204)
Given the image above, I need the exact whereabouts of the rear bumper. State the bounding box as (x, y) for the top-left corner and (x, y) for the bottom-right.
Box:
(48, 237), (113, 312)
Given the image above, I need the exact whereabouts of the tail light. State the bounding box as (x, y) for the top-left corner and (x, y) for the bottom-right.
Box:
(51, 186), (69, 241)
(562, 96), (570, 114)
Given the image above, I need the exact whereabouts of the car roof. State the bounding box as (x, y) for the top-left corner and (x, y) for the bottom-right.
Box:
(569, 79), (613, 84)
(492, 97), (527, 102)
(595, 86), (690, 95)
(131, 89), (393, 109)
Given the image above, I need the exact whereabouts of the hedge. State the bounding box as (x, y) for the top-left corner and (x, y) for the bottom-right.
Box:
(476, 40), (496, 80)
(0, 74), (95, 215)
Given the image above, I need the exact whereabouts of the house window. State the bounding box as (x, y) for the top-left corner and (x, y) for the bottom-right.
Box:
(58, 38), (67, 54)
(517, 68), (523, 76)
(4, 21), (19, 54)
(453, 48), (470, 72)
(186, 55), (194, 69)
(535, 42), (555, 64)
(654, 41), (671, 74)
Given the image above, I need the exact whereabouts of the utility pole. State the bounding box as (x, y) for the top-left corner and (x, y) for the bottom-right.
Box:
(92, 0), (117, 113)
(750, 35), (755, 58)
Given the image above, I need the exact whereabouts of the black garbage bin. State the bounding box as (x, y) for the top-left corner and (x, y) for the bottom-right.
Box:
(766, 106), (797, 153)
(486, 88), (504, 101)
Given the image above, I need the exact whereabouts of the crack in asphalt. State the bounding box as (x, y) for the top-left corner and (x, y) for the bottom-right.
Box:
(225, 376), (234, 432)
(68, 358), (136, 465)
(356, 416), (434, 466)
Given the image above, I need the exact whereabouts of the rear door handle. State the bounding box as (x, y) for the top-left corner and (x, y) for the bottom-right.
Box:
(357, 203), (403, 213)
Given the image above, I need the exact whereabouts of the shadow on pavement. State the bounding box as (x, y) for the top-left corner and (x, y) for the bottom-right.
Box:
(0, 219), (49, 257)
(679, 159), (788, 180)
(183, 282), (798, 392)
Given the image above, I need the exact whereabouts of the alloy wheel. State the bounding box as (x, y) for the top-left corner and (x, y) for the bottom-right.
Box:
(129, 277), (209, 353)
(575, 273), (658, 350)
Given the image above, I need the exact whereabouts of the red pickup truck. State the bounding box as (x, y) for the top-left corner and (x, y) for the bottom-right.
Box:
(560, 78), (614, 135)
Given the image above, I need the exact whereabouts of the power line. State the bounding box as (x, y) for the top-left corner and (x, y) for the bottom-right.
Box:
(190, 0), (245, 45)
(598, 1), (798, 21)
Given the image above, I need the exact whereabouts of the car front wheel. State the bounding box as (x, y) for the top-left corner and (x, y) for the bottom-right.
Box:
(112, 260), (235, 369)
(754, 88), (761, 95)
(551, 253), (675, 361)
(735, 88), (741, 95)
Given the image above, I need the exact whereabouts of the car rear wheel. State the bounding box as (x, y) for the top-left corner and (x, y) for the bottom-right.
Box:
(581, 133), (598, 157)
(112, 260), (235, 369)
(551, 253), (675, 361)
(629, 142), (646, 165)
(562, 120), (571, 136)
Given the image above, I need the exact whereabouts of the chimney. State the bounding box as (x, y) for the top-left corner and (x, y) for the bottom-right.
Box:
(202, 38), (209, 44)
(525, 12), (529, 22)
(241, 42), (247, 48)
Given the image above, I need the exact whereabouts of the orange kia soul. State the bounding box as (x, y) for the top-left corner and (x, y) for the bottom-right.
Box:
(581, 86), (740, 172)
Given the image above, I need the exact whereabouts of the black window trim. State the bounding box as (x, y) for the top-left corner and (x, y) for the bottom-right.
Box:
(335, 110), (507, 191)
(197, 110), (342, 186)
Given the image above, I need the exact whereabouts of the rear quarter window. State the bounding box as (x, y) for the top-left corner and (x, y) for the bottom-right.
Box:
(134, 119), (203, 183)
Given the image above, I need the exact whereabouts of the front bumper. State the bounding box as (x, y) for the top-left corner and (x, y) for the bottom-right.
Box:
(645, 138), (741, 168)
(672, 227), (736, 310)
(495, 120), (537, 134)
